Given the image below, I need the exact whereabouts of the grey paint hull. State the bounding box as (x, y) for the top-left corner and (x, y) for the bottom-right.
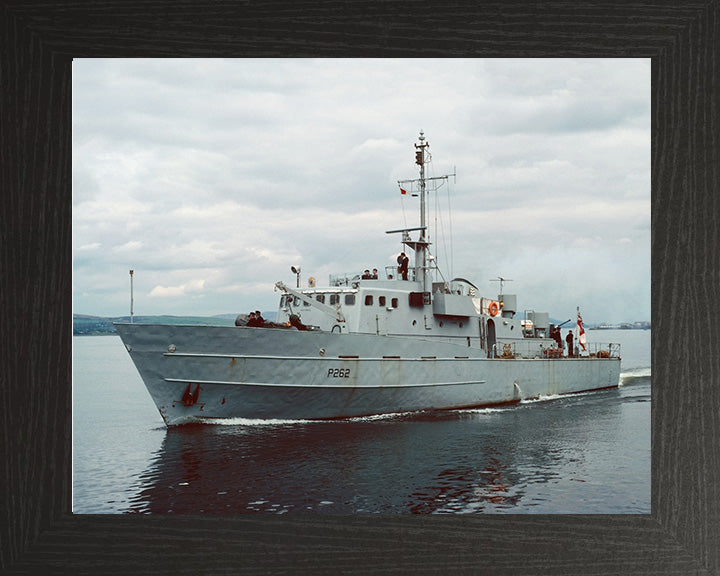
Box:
(114, 323), (621, 426)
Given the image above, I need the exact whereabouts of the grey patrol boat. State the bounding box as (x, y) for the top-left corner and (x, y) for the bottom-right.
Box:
(115, 131), (621, 427)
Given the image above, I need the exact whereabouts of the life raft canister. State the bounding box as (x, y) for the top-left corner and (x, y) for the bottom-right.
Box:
(488, 301), (499, 317)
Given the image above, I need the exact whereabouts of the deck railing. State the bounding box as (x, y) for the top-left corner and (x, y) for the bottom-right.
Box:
(493, 341), (621, 359)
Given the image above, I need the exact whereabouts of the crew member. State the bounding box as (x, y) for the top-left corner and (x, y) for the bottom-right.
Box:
(289, 314), (308, 331)
(397, 252), (409, 280)
(371, 268), (379, 279)
(361, 269), (372, 279)
(566, 331), (574, 357)
(551, 326), (562, 348)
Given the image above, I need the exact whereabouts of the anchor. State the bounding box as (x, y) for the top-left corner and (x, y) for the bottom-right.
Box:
(181, 383), (201, 407)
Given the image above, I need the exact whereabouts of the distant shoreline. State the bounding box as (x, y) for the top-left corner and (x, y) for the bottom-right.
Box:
(72, 313), (254, 336)
(72, 314), (649, 336)
(590, 322), (651, 330)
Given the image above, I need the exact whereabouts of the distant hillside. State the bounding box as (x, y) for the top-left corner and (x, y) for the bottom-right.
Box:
(73, 312), (645, 336)
(73, 312), (277, 335)
(589, 321), (651, 330)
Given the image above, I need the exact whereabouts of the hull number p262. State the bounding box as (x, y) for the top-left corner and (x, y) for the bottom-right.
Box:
(328, 368), (351, 378)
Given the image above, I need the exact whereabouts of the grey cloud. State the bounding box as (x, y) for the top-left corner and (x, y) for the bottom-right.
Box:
(72, 58), (650, 322)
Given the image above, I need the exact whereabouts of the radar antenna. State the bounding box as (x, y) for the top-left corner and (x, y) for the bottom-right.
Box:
(490, 276), (513, 294)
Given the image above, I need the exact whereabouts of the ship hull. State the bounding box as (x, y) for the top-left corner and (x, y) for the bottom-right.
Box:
(114, 323), (621, 426)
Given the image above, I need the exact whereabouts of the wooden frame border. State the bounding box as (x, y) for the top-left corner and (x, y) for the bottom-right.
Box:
(2, 1), (718, 573)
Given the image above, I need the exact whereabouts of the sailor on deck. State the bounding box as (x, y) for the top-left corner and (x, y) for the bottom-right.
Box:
(566, 331), (574, 357)
(397, 253), (409, 280)
(551, 326), (562, 348)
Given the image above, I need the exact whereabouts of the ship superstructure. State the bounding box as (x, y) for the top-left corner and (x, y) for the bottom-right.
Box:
(115, 132), (620, 426)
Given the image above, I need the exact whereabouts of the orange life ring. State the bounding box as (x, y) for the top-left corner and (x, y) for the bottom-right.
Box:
(488, 301), (499, 317)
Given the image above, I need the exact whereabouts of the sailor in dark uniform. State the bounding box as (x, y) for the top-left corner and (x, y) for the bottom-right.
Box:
(551, 326), (562, 348)
(566, 331), (574, 357)
(397, 253), (409, 280)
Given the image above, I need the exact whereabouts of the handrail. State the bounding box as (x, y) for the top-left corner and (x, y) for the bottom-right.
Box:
(496, 340), (621, 359)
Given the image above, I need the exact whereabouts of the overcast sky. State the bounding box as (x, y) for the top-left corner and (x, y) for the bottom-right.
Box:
(72, 58), (650, 324)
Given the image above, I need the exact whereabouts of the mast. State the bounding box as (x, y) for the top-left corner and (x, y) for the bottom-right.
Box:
(390, 131), (454, 298)
(415, 131), (429, 291)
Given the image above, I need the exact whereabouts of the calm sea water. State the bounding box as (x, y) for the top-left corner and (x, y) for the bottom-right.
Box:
(72, 329), (650, 514)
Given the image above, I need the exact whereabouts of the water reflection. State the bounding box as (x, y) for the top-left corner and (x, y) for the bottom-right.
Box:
(126, 382), (650, 514)
(408, 456), (522, 513)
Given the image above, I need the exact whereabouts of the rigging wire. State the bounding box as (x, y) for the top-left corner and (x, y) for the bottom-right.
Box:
(421, 148), (453, 283)
(399, 183), (409, 256)
(427, 246), (448, 285)
(428, 158), (437, 281)
(436, 179), (448, 281)
(399, 186), (409, 229)
(431, 172), (451, 282)
(446, 175), (454, 279)
(427, 153), (446, 282)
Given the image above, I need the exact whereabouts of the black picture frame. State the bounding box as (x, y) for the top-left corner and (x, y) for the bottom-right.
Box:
(2, 1), (718, 574)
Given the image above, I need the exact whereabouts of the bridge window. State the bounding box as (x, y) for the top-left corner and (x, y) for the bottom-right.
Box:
(316, 294), (325, 303)
(379, 296), (386, 307)
(365, 295), (373, 306)
(330, 294), (339, 305)
(391, 298), (399, 308)
(345, 294), (356, 305)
